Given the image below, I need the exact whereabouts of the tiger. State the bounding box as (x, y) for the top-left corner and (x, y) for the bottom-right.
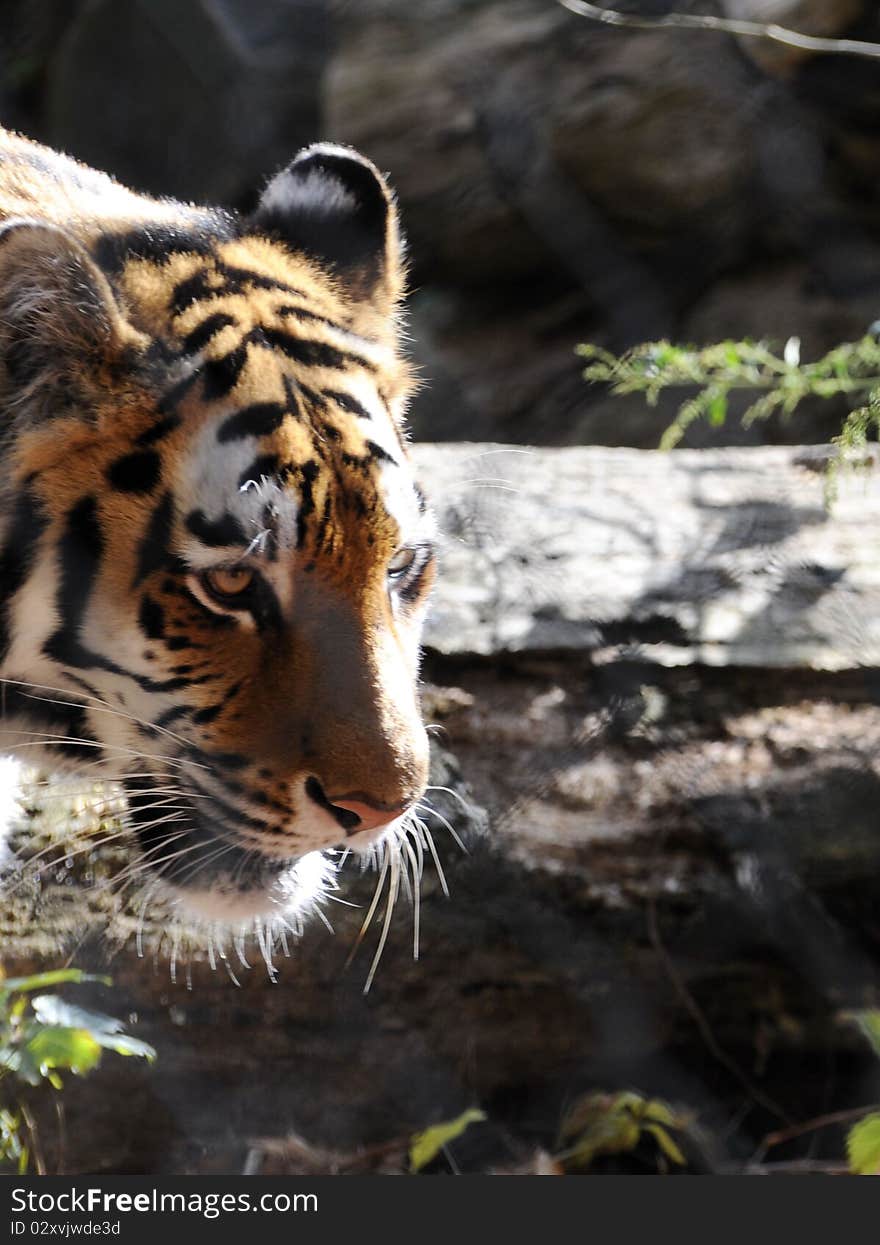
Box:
(0, 126), (437, 937)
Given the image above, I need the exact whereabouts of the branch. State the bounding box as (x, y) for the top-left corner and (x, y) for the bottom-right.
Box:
(558, 0), (880, 61)
(760, 1104), (880, 1152)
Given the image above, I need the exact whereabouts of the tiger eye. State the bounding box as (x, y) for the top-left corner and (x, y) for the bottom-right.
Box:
(202, 566), (255, 602)
(388, 547), (417, 578)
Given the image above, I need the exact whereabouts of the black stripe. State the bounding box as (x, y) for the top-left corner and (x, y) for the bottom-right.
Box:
(276, 304), (346, 332)
(186, 745), (249, 771)
(40, 499), (216, 695)
(217, 262), (308, 300)
(250, 577), (283, 632)
(170, 268), (217, 315)
(138, 671), (217, 693)
(0, 686), (101, 762)
(365, 440), (398, 465)
(166, 635), (199, 651)
(138, 595), (165, 640)
(136, 413), (182, 446)
(43, 496), (109, 673)
(325, 389), (372, 420)
(296, 460), (319, 548)
(314, 493), (333, 552)
(170, 262), (309, 316)
(218, 402), (286, 443)
(192, 701), (224, 725)
(0, 485), (49, 662)
(182, 312), (237, 355)
(185, 509), (246, 547)
(107, 450), (161, 495)
(188, 776), (279, 834)
(282, 372), (304, 419)
(237, 454), (280, 490)
(293, 379), (328, 411)
(93, 221), (232, 274)
(201, 343), (249, 400)
(134, 491), (175, 587)
(256, 326), (374, 373)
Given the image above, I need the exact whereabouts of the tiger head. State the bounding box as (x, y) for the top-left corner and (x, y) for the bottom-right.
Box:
(0, 145), (435, 924)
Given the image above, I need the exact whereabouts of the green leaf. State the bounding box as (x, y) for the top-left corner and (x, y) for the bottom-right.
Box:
(558, 1093), (642, 1168)
(840, 1010), (880, 1059)
(409, 1109), (486, 1172)
(23, 1026), (103, 1081)
(847, 1113), (880, 1175)
(707, 391), (728, 427)
(558, 1091), (690, 1172)
(27, 1000), (155, 1061)
(0, 970), (109, 998)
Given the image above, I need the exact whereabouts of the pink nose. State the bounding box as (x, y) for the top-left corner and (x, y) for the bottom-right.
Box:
(328, 798), (409, 834)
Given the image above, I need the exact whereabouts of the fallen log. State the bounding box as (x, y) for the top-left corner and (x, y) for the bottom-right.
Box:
(416, 442), (880, 668)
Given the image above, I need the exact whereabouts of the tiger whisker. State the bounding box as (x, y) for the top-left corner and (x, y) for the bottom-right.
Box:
(416, 800), (467, 853)
(1, 676), (202, 757)
(363, 841), (401, 994)
(0, 730), (200, 776)
(346, 845), (391, 972)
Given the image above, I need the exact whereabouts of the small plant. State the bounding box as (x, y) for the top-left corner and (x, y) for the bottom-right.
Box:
(0, 967), (155, 1173)
(408, 1108), (487, 1173)
(578, 332), (880, 473)
(841, 1009), (880, 1176)
(555, 1090), (689, 1172)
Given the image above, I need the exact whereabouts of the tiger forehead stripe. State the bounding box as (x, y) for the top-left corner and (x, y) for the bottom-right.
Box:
(185, 510), (247, 548)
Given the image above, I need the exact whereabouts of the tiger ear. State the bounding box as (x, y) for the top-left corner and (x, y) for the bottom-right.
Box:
(0, 219), (136, 420)
(249, 144), (405, 316)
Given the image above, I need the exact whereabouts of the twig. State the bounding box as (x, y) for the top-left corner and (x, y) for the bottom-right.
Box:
(557, 0), (880, 62)
(53, 1098), (66, 1177)
(19, 1103), (44, 1176)
(761, 1103), (880, 1152)
(646, 898), (791, 1125)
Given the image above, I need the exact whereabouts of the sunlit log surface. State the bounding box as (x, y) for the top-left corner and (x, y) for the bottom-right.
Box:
(417, 443), (880, 668)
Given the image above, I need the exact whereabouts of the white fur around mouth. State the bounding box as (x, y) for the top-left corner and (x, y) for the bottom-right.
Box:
(162, 848), (338, 926)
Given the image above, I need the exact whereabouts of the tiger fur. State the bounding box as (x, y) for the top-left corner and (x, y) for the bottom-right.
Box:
(0, 127), (436, 928)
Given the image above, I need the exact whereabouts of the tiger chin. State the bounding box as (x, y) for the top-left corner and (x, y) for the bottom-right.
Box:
(0, 127), (438, 940)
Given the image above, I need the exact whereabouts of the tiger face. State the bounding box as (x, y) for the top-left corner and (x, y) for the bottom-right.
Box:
(0, 140), (435, 924)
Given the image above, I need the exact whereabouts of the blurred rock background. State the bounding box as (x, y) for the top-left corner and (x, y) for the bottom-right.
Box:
(3, 0), (880, 447)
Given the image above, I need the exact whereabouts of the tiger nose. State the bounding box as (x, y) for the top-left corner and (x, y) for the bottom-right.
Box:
(328, 797), (409, 834)
(304, 777), (410, 835)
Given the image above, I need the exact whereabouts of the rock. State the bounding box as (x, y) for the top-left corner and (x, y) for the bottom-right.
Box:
(682, 262), (873, 354)
(326, 1), (757, 291)
(324, 0), (562, 286)
(45, 0), (330, 204)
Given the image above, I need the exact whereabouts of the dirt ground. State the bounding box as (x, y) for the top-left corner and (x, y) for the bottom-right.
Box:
(2, 650), (880, 1174)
